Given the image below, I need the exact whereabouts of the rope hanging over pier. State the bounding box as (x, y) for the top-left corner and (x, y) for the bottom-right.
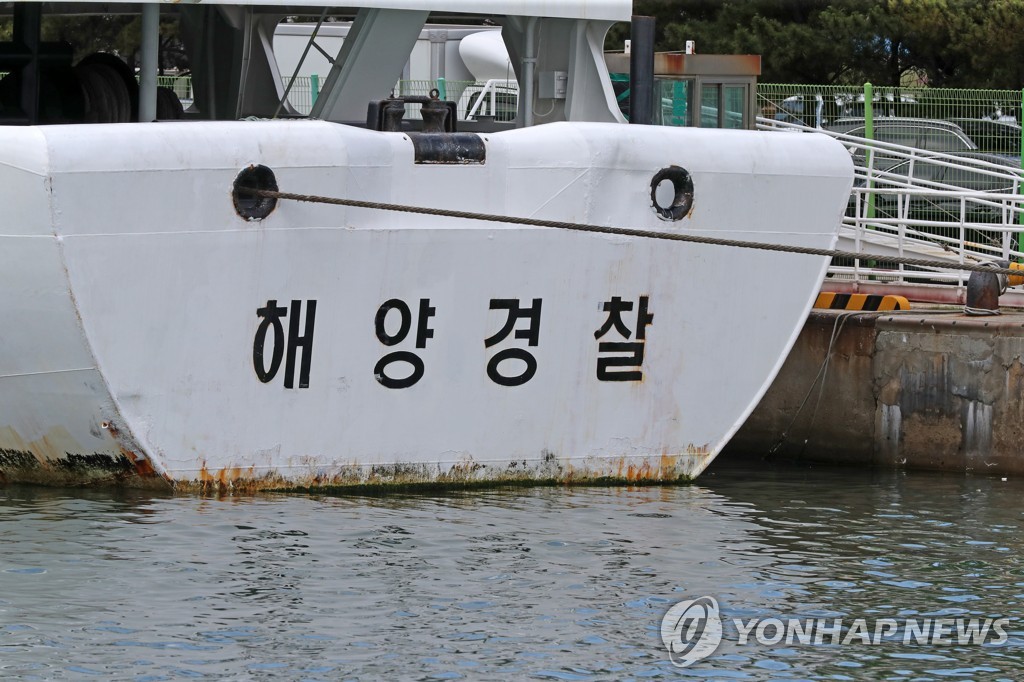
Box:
(252, 188), (1022, 277)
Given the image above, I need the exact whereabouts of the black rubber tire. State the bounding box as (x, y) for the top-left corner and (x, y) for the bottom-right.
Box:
(75, 63), (116, 122)
(156, 85), (184, 119)
(78, 52), (139, 121)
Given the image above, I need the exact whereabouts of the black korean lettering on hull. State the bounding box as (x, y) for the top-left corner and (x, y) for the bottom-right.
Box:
(251, 294), (654, 389)
(485, 298), (542, 386)
(374, 298), (436, 389)
(595, 296), (653, 381)
(253, 299), (316, 389)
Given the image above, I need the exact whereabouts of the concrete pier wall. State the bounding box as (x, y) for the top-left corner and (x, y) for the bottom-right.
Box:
(725, 309), (1024, 474)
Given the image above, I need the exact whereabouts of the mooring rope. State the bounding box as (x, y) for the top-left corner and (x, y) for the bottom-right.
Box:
(252, 188), (1021, 277)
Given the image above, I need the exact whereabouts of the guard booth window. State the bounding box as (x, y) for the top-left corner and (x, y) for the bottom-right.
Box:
(649, 79), (750, 129)
(701, 83), (719, 127)
(655, 79), (691, 126)
(701, 83), (747, 129)
(605, 52), (760, 130)
(598, 52), (761, 129)
(724, 85), (746, 129)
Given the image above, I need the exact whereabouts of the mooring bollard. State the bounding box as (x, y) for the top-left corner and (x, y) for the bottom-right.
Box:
(964, 261), (1017, 315)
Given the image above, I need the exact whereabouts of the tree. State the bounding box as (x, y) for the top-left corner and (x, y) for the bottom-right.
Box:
(653, 0), (887, 84)
(40, 16), (187, 72)
(957, 0), (1024, 88)
(625, 0), (1024, 88)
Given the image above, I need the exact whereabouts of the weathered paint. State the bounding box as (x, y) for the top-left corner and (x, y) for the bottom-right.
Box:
(814, 292), (909, 312)
(408, 133), (487, 164)
(1010, 263), (1024, 288)
(604, 53), (762, 78)
(0, 446), (166, 490)
(0, 119), (851, 491)
(175, 446), (713, 495)
(965, 267), (1003, 313)
(727, 309), (1024, 475)
(821, 280), (1024, 309)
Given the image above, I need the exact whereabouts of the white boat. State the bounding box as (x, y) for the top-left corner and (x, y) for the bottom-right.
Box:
(0, 1), (853, 491)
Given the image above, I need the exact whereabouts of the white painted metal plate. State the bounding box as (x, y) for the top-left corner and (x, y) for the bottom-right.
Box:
(0, 120), (852, 488)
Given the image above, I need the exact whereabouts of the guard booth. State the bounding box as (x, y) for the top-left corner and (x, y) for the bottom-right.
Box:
(605, 52), (761, 130)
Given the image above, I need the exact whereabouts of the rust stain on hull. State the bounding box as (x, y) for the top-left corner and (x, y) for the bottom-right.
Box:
(169, 445), (715, 495)
(1, 431), (715, 494)
(105, 421), (170, 483)
(0, 424), (169, 489)
(0, 446), (169, 489)
(124, 451), (156, 477)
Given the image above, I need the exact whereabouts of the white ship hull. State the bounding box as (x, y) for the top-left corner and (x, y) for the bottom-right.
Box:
(0, 120), (851, 490)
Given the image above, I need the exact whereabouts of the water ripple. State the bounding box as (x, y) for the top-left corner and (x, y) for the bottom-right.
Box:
(0, 463), (1021, 678)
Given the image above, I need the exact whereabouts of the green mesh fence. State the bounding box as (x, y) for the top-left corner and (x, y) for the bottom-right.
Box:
(758, 83), (1023, 155)
(759, 83), (1024, 273)
(156, 75), (191, 101)
(142, 75), (314, 114)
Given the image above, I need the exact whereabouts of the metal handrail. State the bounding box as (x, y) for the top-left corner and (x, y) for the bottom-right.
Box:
(759, 116), (1024, 289)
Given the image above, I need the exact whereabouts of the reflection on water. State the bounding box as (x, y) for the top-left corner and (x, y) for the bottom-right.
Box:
(0, 460), (1022, 680)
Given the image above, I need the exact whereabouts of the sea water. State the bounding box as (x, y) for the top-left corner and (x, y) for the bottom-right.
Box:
(0, 459), (1021, 680)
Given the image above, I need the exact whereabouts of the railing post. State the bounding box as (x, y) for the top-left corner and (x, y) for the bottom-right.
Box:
(139, 3), (160, 121)
(864, 82), (875, 220)
(310, 74), (320, 105)
(1018, 87), (1024, 257)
